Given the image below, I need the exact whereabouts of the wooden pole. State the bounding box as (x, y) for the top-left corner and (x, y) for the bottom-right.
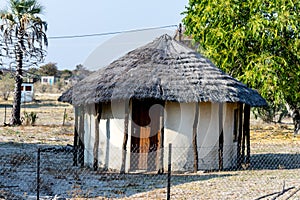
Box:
(158, 102), (165, 174)
(4, 104), (7, 125)
(237, 103), (243, 168)
(37, 148), (40, 200)
(167, 143), (172, 200)
(178, 23), (182, 42)
(93, 103), (102, 171)
(241, 106), (246, 164)
(244, 104), (251, 164)
(73, 107), (79, 166)
(79, 106), (85, 167)
(192, 102), (199, 173)
(105, 118), (111, 170)
(62, 108), (66, 126)
(120, 101), (129, 173)
(218, 103), (224, 171)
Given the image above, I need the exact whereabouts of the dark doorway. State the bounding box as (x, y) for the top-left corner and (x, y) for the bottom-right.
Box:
(130, 99), (163, 171)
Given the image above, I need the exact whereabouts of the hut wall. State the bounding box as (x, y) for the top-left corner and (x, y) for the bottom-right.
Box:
(84, 104), (96, 167)
(97, 101), (131, 172)
(223, 103), (238, 169)
(196, 102), (219, 170)
(82, 101), (237, 171)
(164, 102), (195, 171)
(164, 102), (237, 171)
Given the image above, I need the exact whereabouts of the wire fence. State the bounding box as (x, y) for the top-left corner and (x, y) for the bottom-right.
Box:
(0, 142), (300, 199)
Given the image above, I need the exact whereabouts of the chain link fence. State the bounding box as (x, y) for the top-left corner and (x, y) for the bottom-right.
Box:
(0, 142), (300, 199)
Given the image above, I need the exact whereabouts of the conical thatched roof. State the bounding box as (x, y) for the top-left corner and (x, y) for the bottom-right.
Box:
(59, 34), (267, 107)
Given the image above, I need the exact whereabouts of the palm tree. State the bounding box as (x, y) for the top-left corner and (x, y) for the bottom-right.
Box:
(0, 0), (47, 125)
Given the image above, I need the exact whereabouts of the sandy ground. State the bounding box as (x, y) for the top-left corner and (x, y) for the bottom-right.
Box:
(0, 94), (300, 199)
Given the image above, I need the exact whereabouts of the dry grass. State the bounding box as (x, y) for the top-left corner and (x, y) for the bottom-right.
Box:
(0, 93), (74, 145)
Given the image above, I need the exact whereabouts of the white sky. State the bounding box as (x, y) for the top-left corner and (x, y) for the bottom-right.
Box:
(0, 0), (189, 70)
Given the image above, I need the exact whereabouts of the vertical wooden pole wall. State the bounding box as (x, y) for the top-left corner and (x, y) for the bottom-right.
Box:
(79, 106), (85, 167)
(158, 102), (165, 174)
(73, 107), (79, 166)
(93, 103), (102, 171)
(237, 103), (244, 168)
(105, 118), (111, 170)
(218, 103), (224, 171)
(192, 102), (199, 173)
(244, 104), (251, 164)
(121, 100), (129, 173)
(241, 107), (246, 164)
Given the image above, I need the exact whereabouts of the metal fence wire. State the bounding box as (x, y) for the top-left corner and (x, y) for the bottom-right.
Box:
(0, 142), (300, 199)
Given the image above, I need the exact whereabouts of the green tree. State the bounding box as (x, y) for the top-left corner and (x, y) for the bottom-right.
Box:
(27, 67), (39, 75)
(39, 62), (58, 76)
(183, 0), (300, 113)
(59, 69), (72, 80)
(0, 0), (47, 125)
(73, 64), (91, 81)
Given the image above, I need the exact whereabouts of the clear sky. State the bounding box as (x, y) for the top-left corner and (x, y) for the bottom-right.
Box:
(0, 0), (189, 70)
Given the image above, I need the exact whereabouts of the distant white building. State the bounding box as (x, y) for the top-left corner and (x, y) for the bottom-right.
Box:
(41, 76), (55, 85)
(21, 83), (34, 103)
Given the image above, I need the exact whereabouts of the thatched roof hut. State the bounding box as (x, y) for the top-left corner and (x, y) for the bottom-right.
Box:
(59, 34), (266, 173)
(59, 34), (266, 107)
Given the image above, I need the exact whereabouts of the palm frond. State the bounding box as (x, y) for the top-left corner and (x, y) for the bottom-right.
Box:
(0, 0), (47, 66)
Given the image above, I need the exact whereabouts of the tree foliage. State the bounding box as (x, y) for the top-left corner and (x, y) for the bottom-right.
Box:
(73, 64), (91, 80)
(59, 69), (72, 80)
(0, 0), (48, 68)
(39, 62), (58, 76)
(0, 0), (47, 125)
(183, 0), (300, 111)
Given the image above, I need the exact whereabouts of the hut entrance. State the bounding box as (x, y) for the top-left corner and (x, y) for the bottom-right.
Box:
(130, 99), (163, 171)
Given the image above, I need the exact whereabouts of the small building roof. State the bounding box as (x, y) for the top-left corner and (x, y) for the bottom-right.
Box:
(59, 34), (267, 107)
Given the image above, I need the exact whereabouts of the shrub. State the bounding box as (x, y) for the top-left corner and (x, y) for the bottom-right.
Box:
(22, 111), (38, 126)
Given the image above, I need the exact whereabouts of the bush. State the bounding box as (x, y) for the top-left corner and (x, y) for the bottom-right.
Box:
(0, 74), (14, 100)
(22, 111), (38, 126)
(34, 81), (70, 93)
(253, 103), (288, 123)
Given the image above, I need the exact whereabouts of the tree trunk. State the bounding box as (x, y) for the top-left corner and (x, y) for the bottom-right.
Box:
(192, 102), (199, 173)
(10, 34), (23, 126)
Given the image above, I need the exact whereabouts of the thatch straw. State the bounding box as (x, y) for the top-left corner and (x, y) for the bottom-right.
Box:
(59, 34), (267, 107)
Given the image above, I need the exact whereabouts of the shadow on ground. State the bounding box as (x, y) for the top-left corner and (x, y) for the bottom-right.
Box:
(250, 153), (300, 170)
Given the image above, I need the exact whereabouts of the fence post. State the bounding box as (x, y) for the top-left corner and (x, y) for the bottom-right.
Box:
(3, 105), (7, 125)
(167, 143), (172, 200)
(62, 108), (67, 126)
(37, 148), (41, 200)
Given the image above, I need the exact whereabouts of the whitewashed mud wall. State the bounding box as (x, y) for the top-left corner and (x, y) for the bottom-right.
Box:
(164, 102), (237, 171)
(82, 101), (238, 171)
